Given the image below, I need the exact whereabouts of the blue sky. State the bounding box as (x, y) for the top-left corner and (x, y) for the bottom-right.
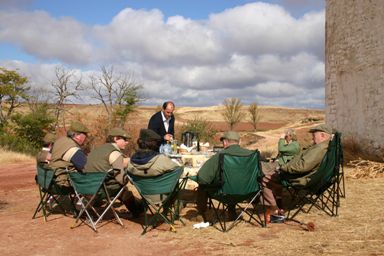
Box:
(0, 0), (326, 108)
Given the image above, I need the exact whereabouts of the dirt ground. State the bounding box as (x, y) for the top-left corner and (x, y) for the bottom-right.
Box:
(0, 161), (384, 256)
(1, 106), (382, 255)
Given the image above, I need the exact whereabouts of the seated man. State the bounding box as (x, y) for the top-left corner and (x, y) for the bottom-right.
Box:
(83, 127), (143, 217)
(196, 131), (254, 220)
(273, 128), (300, 165)
(126, 128), (181, 205)
(36, 132), (56, 168)
(261, 124), (333, 214)
(126, 128), (180, 177)
(49, 121), (89, 188)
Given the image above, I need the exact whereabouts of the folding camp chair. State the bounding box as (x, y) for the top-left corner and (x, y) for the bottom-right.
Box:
(205, 150), (266, 232)
(127, 167), (187, 235)
(281, 132), (344, 221)
(68, 170), (126, 232)
(32, 165), (76, 221)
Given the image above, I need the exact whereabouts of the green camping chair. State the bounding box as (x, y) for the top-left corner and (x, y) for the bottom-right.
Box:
(205, 150), (266, 232)
(32, 165), (76, 221)
(281, 132), (344, 221)
(68, 170), (126, 232)
(127, 167), (187, 235)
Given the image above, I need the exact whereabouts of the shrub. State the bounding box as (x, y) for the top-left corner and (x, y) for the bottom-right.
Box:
(180, 116), (217, 143)
(0, 104), (55, 155)
(0, 132), (40, 155)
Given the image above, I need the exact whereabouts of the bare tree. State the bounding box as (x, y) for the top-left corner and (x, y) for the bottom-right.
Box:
(0, 67), (30, 127)
(222, 98), (245, 130)
(89, 65), (143, 127)
(51, 66), (82, 128)
(248, 102), (261, 131)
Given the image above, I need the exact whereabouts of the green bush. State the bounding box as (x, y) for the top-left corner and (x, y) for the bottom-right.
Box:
(180, 116), (217, 143)
(0, 104), (55, 155)
(0, 132), (40, 155)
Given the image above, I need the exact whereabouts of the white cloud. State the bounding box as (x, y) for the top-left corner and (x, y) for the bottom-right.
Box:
(0, 10), (93, 64)
(0, 2), (325, 108)
(93, 8), (222, 65)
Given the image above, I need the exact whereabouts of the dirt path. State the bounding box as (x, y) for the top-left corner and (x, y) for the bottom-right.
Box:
(0, 162), (383, 255)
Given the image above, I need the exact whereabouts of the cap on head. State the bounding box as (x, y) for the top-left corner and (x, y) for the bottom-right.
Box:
(140, 129), (161, 141)
(108, 127), (130, 139)
(220, 131), (240, 141)
(70, 121), (89, 134)
(43, 133), (56, 144)
(309, 124), (333, 135)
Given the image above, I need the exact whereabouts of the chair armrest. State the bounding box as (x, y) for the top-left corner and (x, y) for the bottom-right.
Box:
(187, 175), (198, 182)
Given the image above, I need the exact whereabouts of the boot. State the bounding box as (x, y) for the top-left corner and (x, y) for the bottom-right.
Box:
(123, 197), (144, 218)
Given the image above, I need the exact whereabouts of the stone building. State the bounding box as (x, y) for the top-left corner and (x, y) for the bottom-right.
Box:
(325, 0), (384, 160)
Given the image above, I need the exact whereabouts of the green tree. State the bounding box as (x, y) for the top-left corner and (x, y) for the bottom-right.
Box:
(0, 67), (29, 128)
(222, 98), (245, 130)
(12, 103), (55, 148)
(248, 102), (261, 131)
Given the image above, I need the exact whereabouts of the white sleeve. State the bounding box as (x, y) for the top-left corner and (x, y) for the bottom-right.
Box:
(62, 147), (79, 162)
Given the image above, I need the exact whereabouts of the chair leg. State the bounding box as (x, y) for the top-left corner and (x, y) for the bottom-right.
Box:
(32, 188), (49, 221)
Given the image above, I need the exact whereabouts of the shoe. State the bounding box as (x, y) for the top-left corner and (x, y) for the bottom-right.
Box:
(270, 214), (285, 223)
(47, 196), (55, 210)
(124, 198), (145, 218)
(227, 210), (238, 221)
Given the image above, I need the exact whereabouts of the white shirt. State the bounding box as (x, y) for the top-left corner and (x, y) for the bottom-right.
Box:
(161, 111), (170, 132)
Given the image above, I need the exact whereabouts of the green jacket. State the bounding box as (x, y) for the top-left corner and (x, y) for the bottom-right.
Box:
(280, 139), (330, 186)
(277, 139), (300, 165)
(84, 143), (125, 186)
(197, 144), (254, 185)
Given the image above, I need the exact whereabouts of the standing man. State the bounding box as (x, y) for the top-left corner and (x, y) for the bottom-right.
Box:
(148, 101), (175, 143)
(49, 121), (89, 188)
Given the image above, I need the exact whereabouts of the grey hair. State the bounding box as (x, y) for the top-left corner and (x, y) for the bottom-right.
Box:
(285, 128), (297, 141)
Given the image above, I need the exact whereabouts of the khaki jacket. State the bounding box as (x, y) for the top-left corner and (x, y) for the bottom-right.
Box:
(127, 154), (180, 177)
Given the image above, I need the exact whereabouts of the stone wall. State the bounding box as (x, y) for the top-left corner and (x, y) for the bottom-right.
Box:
(325, 0), (384, 160)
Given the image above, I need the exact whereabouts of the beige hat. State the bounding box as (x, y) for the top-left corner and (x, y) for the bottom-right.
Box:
(139, 129), (161, 141)
(108, 127), (130, 139)
(69, 121), (89, 133)
(309, 124), (333, 135)
(220, 131), (240, 141)
(43, 133), (56, 144)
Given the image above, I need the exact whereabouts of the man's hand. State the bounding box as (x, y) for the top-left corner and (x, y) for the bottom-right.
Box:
(164, 134), (173, 141)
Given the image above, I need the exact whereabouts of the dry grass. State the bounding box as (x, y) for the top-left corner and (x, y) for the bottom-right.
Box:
(0, 148), (34, 164)
(346, 159), (384, 178)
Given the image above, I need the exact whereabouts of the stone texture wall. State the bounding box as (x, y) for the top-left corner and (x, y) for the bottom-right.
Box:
(326, 0), (384, 160)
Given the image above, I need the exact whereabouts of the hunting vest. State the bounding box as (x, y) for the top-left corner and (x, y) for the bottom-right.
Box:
(84, 143), (120, 173)
(49, 136), (80, 172)
(84, 143), (121, 187)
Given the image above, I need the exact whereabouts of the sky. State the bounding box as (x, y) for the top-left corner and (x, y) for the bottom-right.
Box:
(0, 0), (326, 108)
